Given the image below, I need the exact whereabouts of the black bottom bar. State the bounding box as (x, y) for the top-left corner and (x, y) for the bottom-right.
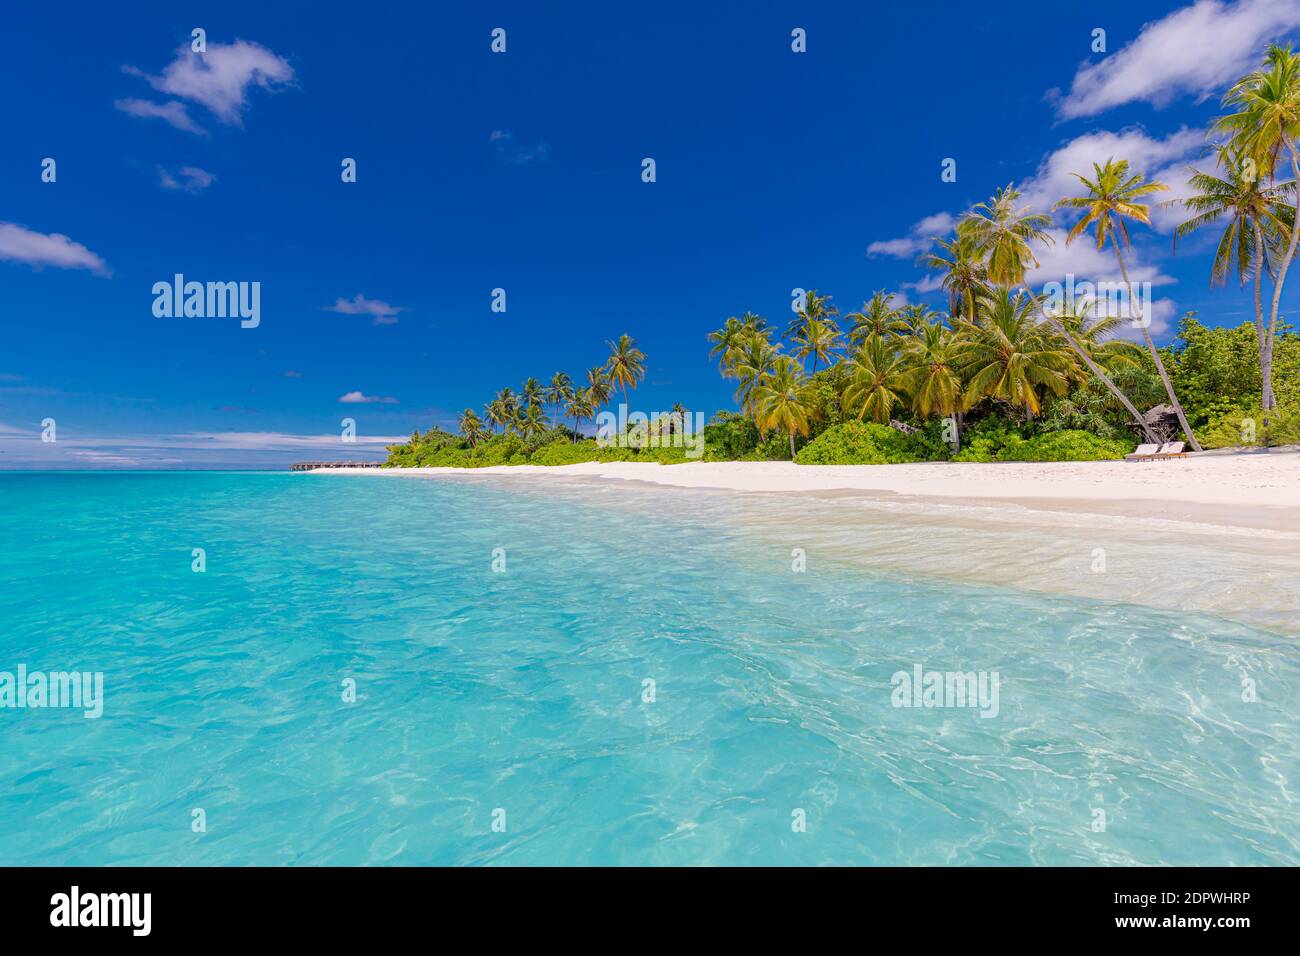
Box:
(0, 866), (1282, 942)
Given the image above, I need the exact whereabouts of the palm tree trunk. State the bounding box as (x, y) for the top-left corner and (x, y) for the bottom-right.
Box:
(1252, 221), (1270, 418)
(789, 431), (796, 458)
(1028, 295), (1160, 444)
(1259, 141), (1300, 426)
(1114, 247), (1202, 450)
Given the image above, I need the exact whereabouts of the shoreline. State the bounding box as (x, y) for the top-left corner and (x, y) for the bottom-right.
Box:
(309, 451), (1300, 535)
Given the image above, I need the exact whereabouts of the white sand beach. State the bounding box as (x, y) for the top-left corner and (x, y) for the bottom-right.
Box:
(313, 450), (1300, 534)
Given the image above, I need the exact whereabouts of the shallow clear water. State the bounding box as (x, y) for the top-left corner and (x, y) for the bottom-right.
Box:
(0, 471), (1296, 865)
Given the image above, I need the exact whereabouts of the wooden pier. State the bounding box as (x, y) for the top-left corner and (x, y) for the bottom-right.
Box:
(290, 461), (385, 471)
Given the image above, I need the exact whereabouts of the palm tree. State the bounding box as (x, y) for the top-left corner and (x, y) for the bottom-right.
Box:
(962, 184), (1053, 288)
(521, 377), (544, 411)
(751, 355), (817, 457)
(1057, 309), (1146, 380)
(546, 372), (574, 429)
(725, 328), (782, 421)
(708, 312), (765, 370)
(785, 290), (838, 341)
(1214, 47), (1300, 418)
(517, 401), (547, 440)
(604, 333), (646, 404)
(585, 367), (613, 409)
(792, 316), (843, 373)
(954, 291), (1070, 418)
(1055, 158), (1201, 449)
(566, 388), (596, 441)
(458, 408), (486, 446)
(846, 291), (906, 344)
(919, 225), (991, 322)
(897, 304), (938, 336)
(487, 388), (518, 433)
(843, 336), (910, 424)
(900, 320), (964, 447)
(1023, 290), (1160, 444)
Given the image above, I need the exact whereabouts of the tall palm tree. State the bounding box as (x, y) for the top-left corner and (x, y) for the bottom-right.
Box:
(1215, 46), (1300, 418)
(546, 372), (574, 429)
(954, 291), (1070, 418)
(900, 320), (964, 446)
(1056, 309), (1146, 380)
(751, 356), (817, 457)
(792, 316), (843, 373)
(785, 290), (838, 341)
(919, 225), (991, 322)
(843, 336), (910, 424)
(846, 291), (906, 345)
(897, 304), (938, 336)
(604, 333), (646, 404)
(962, 184), (1053, 288)
(1055, 158), (1201, 449)
(459, 408), (486, 447)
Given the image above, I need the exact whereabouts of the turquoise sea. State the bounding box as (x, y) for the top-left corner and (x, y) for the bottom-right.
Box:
(0, 471), (1296, 865)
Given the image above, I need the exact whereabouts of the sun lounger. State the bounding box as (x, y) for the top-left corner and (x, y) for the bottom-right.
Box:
(1125, 443), (1160, 461)
(1126, 441), (1186, 461)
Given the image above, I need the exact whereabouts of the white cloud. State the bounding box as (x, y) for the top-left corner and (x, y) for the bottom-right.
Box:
(158, 165), (216, 191)
(867, 211), (956, 259)
(113, 97), (206, 134)
(339, 391), (399, 404)
(325, 294), (407, 325)
(0, 222), (111, 276)
(1018, 126), (1208, 235)
(122, 39), (293, 128)
(490, 129), (550, 165)
(1055, 0), (1300, 119)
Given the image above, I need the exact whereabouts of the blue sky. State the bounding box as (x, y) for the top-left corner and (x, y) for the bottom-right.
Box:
(2, 0), (1298, 467)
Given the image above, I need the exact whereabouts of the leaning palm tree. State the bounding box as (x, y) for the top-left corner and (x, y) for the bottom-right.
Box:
(919, 224), (991, 322)
(962, 184), (1053, 288)
(785, 290), (838, 341)
(954, 291), (1071, 418)
(1057, 309), (1146, 382)
(792, 316), (843, 373)
(900, 321), (964, 447)
(1214, 47), (1300, 418)
(459, 408), (486, 447)
(751, 355), (818, 457)
(846, 291), (906, 345)
(843, 336), (910, 424)
(604, 333), (646, 404)
(1055, 158), (1201, 449)
(546, 372), (574, 429)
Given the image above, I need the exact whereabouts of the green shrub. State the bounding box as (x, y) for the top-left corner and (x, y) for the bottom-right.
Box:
(1200, 405), (1300, 448)
(794, 421), (923, 465)
(995, 430), (1130, 462)
(702, 412), (760, 459)
(951, 420), (1029, 462)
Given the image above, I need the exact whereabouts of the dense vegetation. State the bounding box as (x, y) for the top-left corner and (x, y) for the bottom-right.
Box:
(388, 46), (1300, 467)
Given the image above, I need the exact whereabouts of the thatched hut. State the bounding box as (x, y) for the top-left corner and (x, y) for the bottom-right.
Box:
(1142, 404), (1180, 442)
